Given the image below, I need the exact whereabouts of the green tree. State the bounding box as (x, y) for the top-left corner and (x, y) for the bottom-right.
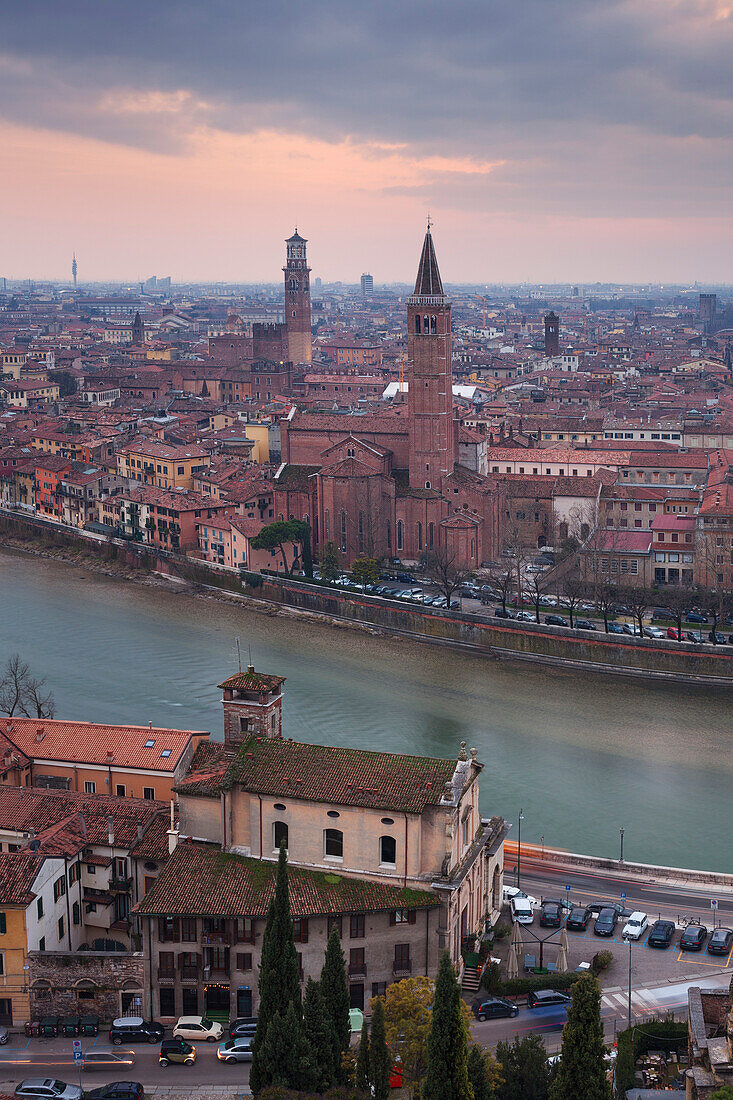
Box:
(320, 540), (341, 581)
(369, 996), (391, 1100)
(468, 1044), (501, 1100)
(496, 1034), (550, 1100)
(253, 1001), (311, 1094)
(354, 1018), (370, 1094)
(351, 557), (380, 586)
(320, 926), (351, 1075)
(422, 951), (474, 1100)
(251, 520), (300, 574)
(710, 1087), (733, 1100)
(301, 977), (337, 1092)
(250, 845), (302, 1094)
(549, 974), (610, 1100)
(379, 975), (434, 1092)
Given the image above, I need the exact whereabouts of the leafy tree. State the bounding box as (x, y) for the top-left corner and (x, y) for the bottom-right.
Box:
(320, 540), (342, 582)
(369, 996), (391, 1100)
(251, 520), (300, 574)
(301, 977), (337, 1092)
(423, 546), (474, 604)
(288, 520), (313, 577)
(0, 653), (55, 718)
(380, 975), (434, 1091)
(422, 951), (474, 1100)
(710, 1087), (733, 1100)
(351, 557), (380, 586)
(320, 926), (351, 1076)
(468, 1044), (502, 1100)
(495, 1034), (550, 1100)
(250, 845), (302, 1094)
(354, 1018), (370, 1094)
(549, 974), (610, 1100)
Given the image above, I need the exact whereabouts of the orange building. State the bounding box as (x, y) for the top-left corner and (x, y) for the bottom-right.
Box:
(33, 456), (73, 519)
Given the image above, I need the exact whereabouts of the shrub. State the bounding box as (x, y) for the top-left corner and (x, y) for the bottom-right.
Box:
(479, 960), (502, 993)
(614, 1018), (687, 1098)
(482, 971), (583, 998)
(493, 922), (512, 940)
(591, 950), (614, 974)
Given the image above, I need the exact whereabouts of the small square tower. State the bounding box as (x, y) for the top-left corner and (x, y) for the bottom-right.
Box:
(219, 667), (286, 747)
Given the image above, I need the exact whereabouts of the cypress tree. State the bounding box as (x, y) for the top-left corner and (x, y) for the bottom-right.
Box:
(320, 925), (351, 1071)
(422, 951), (474, 1100)
(355, 1018), (370, 1094)
(369, 996), (391, 1100)
(250, 844), (302, 1095)
(468, 1045), (491, 1100)
(254, 1001), (311, 1093)
(301, 977), (338, 1093)
(549, 974), (611, 1100)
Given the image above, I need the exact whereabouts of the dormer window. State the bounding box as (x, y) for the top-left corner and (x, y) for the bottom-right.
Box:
(144, 740), (155, 749)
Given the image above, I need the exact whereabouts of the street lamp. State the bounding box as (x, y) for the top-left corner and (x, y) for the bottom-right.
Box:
(517, 809), (525, 889)
(619, 827), (625, 863)
(625, 934), (632, 1030)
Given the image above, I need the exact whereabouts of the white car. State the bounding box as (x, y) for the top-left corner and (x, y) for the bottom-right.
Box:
(643, 626), (665, 639)
(510, 895), (535, 924)
(15, 1083), (83, 1100)
(622, 911), (649, 940)
(503, 885), (538, 907)
(172, 1015), (224, 1042)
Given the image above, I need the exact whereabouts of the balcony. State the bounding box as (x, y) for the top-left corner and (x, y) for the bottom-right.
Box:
(392, 959), (412, 977)
(110, 876), (132, 892)
(202, 931), (231, 946)
(157, 967), (176, 982)
(348, 963), (367, 977)
(179, 965), (199, 982)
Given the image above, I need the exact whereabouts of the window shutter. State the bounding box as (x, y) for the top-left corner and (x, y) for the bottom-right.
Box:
(0, 912), (5, 934)
(158, 917), (167, 941)
(172, 918), (180, 943)
(301, 919), (308, 944)
(237, 952), (252, 971)
(389, 911), (396, 927)
(408, 910), (417, 925)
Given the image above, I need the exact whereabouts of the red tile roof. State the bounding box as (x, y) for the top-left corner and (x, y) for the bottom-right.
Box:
(219, 671), (285, 693)
(0, 717), (206, 771)
(0, 852), (43, 905)
(134, 839), (439, 918)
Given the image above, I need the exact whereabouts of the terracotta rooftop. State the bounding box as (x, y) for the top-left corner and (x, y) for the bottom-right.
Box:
(219, 669), (286, 693)
(134, 839), (439, 919)
(0, 717), (206, 771)
(0, 852), (43, 905)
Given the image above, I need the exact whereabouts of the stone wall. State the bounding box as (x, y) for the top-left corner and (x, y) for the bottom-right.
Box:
(28, 951), (146, 1022)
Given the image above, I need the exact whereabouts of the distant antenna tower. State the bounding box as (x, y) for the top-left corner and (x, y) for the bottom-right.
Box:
(236, 637), (242, 673)
(72, 253), (78, 290)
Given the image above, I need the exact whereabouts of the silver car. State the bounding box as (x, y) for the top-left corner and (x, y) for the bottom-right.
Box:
(15, 1081), (83, 1100)
(217, 1037), (253, 1064)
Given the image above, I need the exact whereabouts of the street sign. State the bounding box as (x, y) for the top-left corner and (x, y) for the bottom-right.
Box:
(711, 899), (719, 909)
(73, 1039), (82, 1065)
(621, 892), (626, 900)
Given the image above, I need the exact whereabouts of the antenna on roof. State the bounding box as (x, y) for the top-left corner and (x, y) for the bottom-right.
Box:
(248, 643), (252, 668)
(236, 638), (242, 673)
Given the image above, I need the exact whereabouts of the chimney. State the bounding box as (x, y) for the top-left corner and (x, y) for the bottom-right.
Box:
(167, 799), (178, 854)
(107, 815), (115, 847)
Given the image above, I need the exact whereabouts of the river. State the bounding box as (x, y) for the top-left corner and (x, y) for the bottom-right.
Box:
(1, 548), (731, 871)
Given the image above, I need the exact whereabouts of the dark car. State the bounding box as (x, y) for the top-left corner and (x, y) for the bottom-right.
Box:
(686, 630), (705, 643)
(574, 619), (596, 630)
(686, 611), (708, 623)
(545, 615), (569, 627)
(494, 607), (514, 618)
(594, 908), (618, 936)
(647, 920), (676, 948)
(607, 623), (625, 635)
(395, 572), (414, 584)
(526, 990), (571, 1010)
(158, 1039), (196, 1067)
(471, 996), (519, 1021)
(680, 923), (708, 951)
(229, 1017), (258, 1039)
(708, 631), (727, 644)
(86, 1085), (144, 1100)
(586, 900), (632, 918)
(566, 906), (593, 931)
(109, 1018), (165, 1046)
(540, 901), (563, 928)
(707, 927), (733, 955)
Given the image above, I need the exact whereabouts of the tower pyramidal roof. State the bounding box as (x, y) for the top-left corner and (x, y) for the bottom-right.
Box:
(412, 224), (444, 298)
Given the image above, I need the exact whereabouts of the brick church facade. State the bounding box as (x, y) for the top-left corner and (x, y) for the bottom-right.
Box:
(276, 227), (504, 567)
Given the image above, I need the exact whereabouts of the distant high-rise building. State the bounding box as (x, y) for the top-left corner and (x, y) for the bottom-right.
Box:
(571, 285), (579, 297)
(544, 311), (560, 356)
(144, 276), (157, 291)
(361, 272), (374, 297)
(700, 293), (716, 331)
(314, 276), (322, 290)
(158, 276), (171, 292)
(283, 229), (312, 365)
(71, 253), (77, 290)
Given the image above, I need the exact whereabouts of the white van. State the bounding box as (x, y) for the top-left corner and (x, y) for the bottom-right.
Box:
(510, 895), (534, 924)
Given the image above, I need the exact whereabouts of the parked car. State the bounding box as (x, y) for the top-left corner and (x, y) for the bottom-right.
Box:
(594, 908), (618, 936)
(503, 886), (538, 907)
(643, 626), (665, 639)
(229, 1017), (258, 1039)
(109, 1018), (164, 1046)
(679, 923), (708, 951)
(494, 608), (514, 619)
(707, 927), (733, 955)
(526, 990), (571, 1010)
(708, 631), (727, 644)
(158, 1040), (196, 1067)
(471, 997), (518, 1021)
(686, 630), (705, 644)
(81, 1053), (136, 1072)
(85, 1085), (144, 1100)
(14, 1083), (82, 1100)
(0, 1025), (7, 1045)
(647, 920), (676, 948)
(586, 900), (632, 918)
(685, 611), (708, 623)
(622, 912), (649, 940)
(510, 895), (534, 924)
(525, 564), (547, 573)
(566, 906), (593, 931)
(172, 1016), (223, 1043)
(667, 627), (683, 640)
(728, 635), (733, 646)
(607, 623), (625, 635)
(574, 619), (596, 630)
(622, 623), (641, 635)
(217, 1037), (254, 1063)
(539, 901), (563, 928)
(515, 611), (536, 622)
(545, 615), (569, 627)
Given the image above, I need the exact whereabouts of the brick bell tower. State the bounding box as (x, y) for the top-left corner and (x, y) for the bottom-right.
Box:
(407, 223), (454, 489)
(219, 667), (285, 748)
(283, 229), (312, 365)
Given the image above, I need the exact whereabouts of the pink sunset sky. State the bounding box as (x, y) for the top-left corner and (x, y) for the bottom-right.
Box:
(2, 0), (733, 285)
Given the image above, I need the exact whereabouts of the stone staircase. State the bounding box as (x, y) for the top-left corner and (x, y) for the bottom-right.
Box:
(462, 964), (482, 996)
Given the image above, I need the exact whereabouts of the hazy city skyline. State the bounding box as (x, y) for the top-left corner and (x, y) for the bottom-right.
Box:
(3, 0), (733, 283)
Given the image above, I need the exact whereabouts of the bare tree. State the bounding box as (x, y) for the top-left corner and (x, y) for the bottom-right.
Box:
(659, 585), (689, 639)
(0, 654), (56, 719)
(594, 582), (619, 633)
(526, 570), (551, 624)
(489, 566), (515, 615)
(423, 546), (475, 604)
(561, 568), (585, 629)
(618, 586), (652, 637)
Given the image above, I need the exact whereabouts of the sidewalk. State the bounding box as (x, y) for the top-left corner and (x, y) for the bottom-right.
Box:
(143, 1089), (250, 1098)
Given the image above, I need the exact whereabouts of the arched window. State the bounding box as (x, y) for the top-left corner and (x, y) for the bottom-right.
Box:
(397, 520), (403, 550)
(429, 522), (435, 548)
(430, 315), (437, 334)
(424, 315), (429, 333)
(324, 829), (343, 859)
(358, 511), (364, 553)
(386, 520), (391, 549)
(292, 311), (296, 318)
(492, 866), (502, 911)
(379, 835), (397, 866)
(415, 315), (421, 334)
(274, 821), (288, 852)
(471, 538), (475, 557)
(325, 509), (330, 538)
(417, 522), (422, 548)
(340, 510), (347, 553)
(425, 481), (431, 489)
